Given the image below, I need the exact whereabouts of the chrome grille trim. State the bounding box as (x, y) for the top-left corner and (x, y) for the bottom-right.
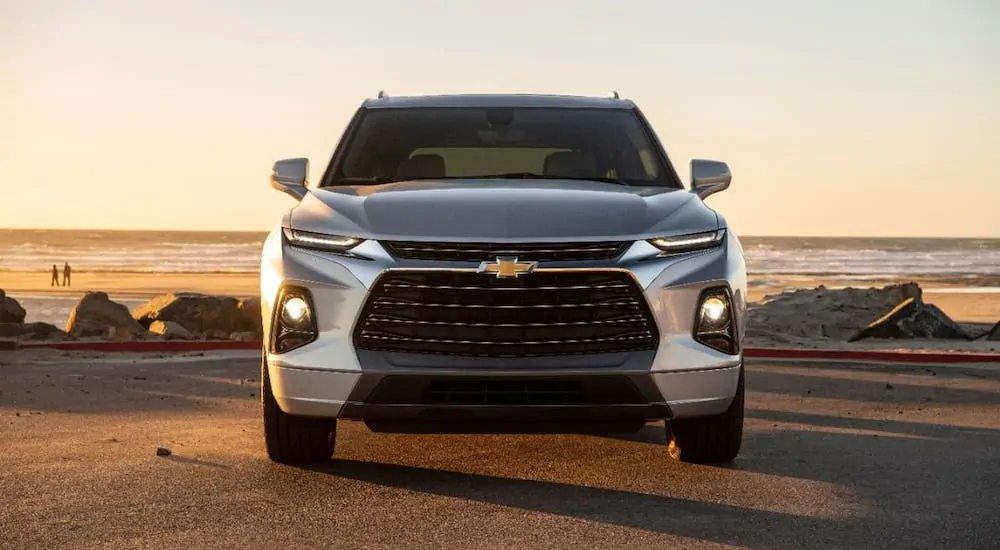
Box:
(353, 270), (660, 357)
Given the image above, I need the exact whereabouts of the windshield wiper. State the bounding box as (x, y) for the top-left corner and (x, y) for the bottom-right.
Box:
(476, 172), (631, 186)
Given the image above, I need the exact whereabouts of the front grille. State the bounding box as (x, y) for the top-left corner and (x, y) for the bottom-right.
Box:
(353, 270), (659, 357)
(380, 241), (630, 262)
(364, 375), (649, 406)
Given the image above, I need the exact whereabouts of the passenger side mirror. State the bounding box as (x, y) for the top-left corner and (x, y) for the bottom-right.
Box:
(271, 158), (310, 201)
(691, 159), (731, 200)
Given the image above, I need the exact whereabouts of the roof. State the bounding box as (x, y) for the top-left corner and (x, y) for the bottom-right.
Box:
(361, 93), (636, 110)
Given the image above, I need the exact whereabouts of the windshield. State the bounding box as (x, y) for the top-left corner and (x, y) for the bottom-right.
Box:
(323, 107), (680, 187)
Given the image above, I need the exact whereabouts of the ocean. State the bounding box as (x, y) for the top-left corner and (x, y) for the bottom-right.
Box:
(1, 229), (998, 286)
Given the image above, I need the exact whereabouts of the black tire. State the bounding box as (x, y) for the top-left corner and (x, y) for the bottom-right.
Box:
(666, 366), (744, 464)
(262, 360), (337, 464)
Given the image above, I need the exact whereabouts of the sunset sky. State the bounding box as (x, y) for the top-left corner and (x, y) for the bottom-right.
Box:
(3, 0), (998, 237)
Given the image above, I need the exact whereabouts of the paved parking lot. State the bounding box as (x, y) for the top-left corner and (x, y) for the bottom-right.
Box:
(2, 351), (998, 549)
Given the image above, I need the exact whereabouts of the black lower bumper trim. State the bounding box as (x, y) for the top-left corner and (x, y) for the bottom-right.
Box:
(340, 403), (671, 434)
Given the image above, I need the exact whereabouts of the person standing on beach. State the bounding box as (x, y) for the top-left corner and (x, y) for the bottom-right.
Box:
(62, 262), (72, 287)
(51, 264), (59, 286)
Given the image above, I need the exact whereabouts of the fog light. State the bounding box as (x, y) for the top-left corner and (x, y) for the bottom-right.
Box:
(701, 297), (727, 324)
(694, 287), (738, 354)
(272, 286), (318, 353)
(281, 297), (310, 327)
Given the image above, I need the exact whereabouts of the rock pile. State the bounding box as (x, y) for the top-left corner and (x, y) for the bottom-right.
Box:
(0, 288), (263, 343)
(746, 282), (978, 345)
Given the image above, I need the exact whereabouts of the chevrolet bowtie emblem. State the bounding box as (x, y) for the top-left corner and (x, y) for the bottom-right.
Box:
(477, 256), (538, 279)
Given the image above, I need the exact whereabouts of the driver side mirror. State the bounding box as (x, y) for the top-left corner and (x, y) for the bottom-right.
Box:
(691, 159), (732, 200)
(271, 158), (309, 201)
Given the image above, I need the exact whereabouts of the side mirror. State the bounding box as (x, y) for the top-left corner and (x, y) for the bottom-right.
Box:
(270, 158), (309, 200)
(691, 159), (732, 200)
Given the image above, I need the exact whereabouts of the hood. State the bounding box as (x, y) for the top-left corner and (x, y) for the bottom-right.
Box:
(288, 179), (719, 241)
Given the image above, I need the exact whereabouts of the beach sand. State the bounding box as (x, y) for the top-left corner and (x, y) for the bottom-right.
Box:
(1, 271), (260, 300)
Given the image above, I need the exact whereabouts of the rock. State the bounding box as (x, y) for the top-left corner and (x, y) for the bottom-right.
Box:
(133, 293), (244, 334)
(748, 282), (925, 341)
(0, 292), (26, 324)
(22, 322), (66, 341)
(237, 297), (263, 337)
(148, 320), (193, 340)
(0, 323), (23, 338)
(987, 321), (1000, 341)
(156, 447), (171, 457)
(848, 297), (972, 342)
(229, 331), (258, 342)
(66, 292), (148, 340)
(0, 322), (66, 340)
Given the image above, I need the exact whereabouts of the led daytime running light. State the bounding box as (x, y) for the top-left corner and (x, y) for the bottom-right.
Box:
(649, 230), (725, 254)
(283, 227), (362, 251)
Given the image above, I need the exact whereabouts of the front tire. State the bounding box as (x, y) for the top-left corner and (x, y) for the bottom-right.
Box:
(666, 365), (744, 464)
(262, 359), (337, 464)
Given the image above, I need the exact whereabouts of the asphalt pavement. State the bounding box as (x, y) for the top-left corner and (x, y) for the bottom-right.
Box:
(2, 350), (999, 549)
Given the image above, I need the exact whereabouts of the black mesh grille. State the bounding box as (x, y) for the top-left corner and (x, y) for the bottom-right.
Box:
(380, 241), (630, 262)
(353, 270), (659, 357)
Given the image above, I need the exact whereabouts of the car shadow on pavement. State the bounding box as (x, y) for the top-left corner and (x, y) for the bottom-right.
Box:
(310, 458), (849, 550)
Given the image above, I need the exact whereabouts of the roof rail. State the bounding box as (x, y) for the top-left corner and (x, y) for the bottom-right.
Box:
(607, 90), (621, 99)
(377, 90), (388, 99)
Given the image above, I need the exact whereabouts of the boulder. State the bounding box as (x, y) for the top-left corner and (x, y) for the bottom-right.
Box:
(133, 293), (245, 335)
(21, 322), (66, 341)
(0, 291), (26, 324)
(149, 320), (193, 340)
(66, 291), (148, 340)
(848, 297), (972, 342)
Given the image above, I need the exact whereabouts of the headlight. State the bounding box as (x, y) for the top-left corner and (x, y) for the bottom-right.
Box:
(282, 227), (363, 253)
(648, 229), (725, 255)
(693, 286), (738, 354)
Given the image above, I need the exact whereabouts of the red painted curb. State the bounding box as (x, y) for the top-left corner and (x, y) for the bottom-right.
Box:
(16, 340), (262, 352)
(4, 340), (999, 363)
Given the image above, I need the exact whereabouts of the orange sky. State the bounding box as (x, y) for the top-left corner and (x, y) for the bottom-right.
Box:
(2, 1), (998, 237)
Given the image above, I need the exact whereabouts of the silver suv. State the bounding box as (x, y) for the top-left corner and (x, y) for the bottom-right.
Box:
(261, 93), (747, 464)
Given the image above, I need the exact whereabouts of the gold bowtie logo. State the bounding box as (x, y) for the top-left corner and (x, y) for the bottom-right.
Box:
(477, 256), (538, 279)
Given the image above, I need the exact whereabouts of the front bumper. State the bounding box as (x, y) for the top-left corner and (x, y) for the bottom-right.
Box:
(261, 228), (747, 430)
(269, 363), (741, 432)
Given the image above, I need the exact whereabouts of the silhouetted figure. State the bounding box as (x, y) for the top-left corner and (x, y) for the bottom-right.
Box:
(51, 264), (59, 287)
(62, 262), (72, 287)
